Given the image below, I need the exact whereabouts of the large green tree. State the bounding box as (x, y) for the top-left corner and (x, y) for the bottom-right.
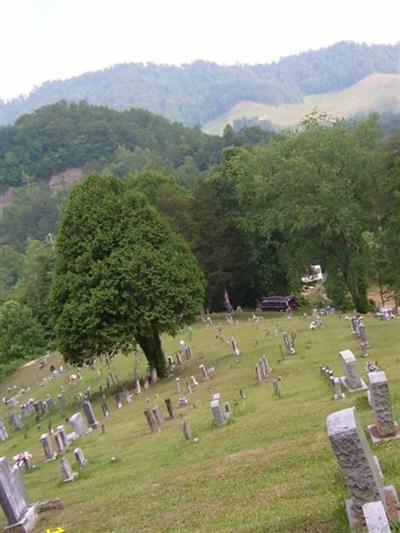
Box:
(50, 175), (205, 376)
(0, 300), (46, 366)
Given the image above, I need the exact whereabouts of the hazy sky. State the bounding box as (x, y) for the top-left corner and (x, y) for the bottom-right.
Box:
(1, 0), (399, 100)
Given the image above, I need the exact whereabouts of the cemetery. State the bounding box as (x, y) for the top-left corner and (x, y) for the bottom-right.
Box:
(0, 311), (399, 532)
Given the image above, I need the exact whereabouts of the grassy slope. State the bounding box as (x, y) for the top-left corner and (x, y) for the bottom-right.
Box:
(203, 73), (400, 134)
(1, 313), (399, 532)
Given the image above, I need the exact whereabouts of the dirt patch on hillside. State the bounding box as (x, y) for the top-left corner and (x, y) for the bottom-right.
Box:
(48, 167), (83, 191)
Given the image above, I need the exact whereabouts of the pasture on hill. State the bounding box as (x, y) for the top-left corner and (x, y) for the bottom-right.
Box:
(1, 312), (399, 532)
(203, 73), (400, 134)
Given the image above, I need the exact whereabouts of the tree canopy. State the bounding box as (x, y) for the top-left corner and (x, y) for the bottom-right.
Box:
(50, 175), (205, 375)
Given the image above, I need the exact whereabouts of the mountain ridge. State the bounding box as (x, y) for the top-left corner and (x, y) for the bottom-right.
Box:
(1, 41), (399, 127)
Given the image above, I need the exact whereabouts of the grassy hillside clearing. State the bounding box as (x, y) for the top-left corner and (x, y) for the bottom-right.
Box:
(1, 312), (399, 532)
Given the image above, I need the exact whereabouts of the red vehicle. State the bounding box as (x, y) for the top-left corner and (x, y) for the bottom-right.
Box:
(260, 295), (297, 311)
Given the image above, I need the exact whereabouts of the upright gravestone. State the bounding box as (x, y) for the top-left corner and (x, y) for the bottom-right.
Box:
(0, 421), (8, 442)
(143, 377), (150, 390)
(327, 406), (399, 529)
(211, 398), (226, 427)
(231, 337), (240, 356)
(58, 393), (66, 411)
(82, 400), (100, 429)
(165, 398), (175, 420)
(115, 394), (122, 409)
(351, 317), (360, 336)
(261, 355), (271, 377)
(199, 364), (210, 382)
(333, 377), (345, 400)
(358, 322), (370, 355)
(255, 363), (263, 384)
(101, 401), (109, 417)
(46, 397), (55, 412)
(183, 420), (192, 440)
(122, 385), (132, 403)
(176, 353), (183, 366)
(367, 371), (399, 443)
(188, 376), (199, 389)
(144, 409), (159, 433)
(68, 412), (90, 437)
(54, 430), (66, 454)
(185, 346), (193, 360)
(74, 447), (88, 467)
(21, 405), (30, 418)
(57, 425), (68, 449)
(176, 378), (188, 407)
(40, 433), (57, 461)
(135, 379), (142, 395)
(61, 457), (77, 483)
(152, 406), (165, 429)
(339, 349), (368, 393)
(0, 457), (38, 532)
(10, 413), (23, 431)
(283, 333), (295, 355)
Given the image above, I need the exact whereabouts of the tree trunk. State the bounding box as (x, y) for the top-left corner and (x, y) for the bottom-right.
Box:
(136, 328), (167, 378)
(346, 274), (369, 314)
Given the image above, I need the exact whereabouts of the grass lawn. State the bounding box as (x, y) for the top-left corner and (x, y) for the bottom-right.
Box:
(1, 312), (399, 532)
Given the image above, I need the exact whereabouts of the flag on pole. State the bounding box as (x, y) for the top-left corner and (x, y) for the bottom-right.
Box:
(224, 289), (231, 310)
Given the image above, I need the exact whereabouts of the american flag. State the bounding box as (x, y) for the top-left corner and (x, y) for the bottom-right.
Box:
(224, 289), (231, 309)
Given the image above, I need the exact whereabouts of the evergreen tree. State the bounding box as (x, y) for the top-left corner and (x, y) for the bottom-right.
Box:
(50, 175), (205, 376)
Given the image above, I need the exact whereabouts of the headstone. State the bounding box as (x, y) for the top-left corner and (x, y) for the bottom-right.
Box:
(68, 412), (90, 437)
(135, 378), (142, 395)
(283, 332), (295, 355)
(150, 367), (158, 384)
(359, 322), (370, 353)
(239, 389), (246, 400)
(211, 398), (226, 427)
(224, 402), (232, 420)
(143, 377), (150, 389)
(333, 377), (345, 400)
(339, 349), (368, 392)
(261, 355), (271, 376)
(176, 353), (183, 366)
(231, 337), (240, 356)
(255, 363), (263, 384)
(57, 393), (66, 411)
(82, 400), (100, 429)
(101, 401), (109, 417)
(327, 407), (399, 529)
(115, 394), (122, 409)
(144, 408), (159, 433)
(185, 346), (193, 359)
(188, 376), (199, 389)
(0, 457), (38, 532)
(10, 413), (23, 431)
(45, 397), (55, 412)
(176, 378), (188, 407)
(122, 385), (132, 403)
(367, 371), (399, 442)
(351, 316), (360, 336)
(20, 405), (30, 418)
(54, 430), (66, 453)
(74, 447), (88, 467)
(57, 425), (68, 449)
(273, 380), (281, 398)
(40, 433), (57, 461)
(61, 457), (77, 482)
(199, 364), (210, 382)
(362, 501), (391, 533)
(167, 355), (174, 367)
(183, 420), (192, 440)
(152, 406), (165, 429)
(164, 398), (175, 420)
(0, 422), (8, 442)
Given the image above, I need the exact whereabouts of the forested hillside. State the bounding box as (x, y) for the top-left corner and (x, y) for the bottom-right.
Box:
(1, 42), (399, 127)
(0, 101), (275, 190)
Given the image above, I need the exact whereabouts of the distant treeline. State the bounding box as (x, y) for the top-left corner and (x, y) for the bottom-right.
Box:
(1, 42), (399, 126)
(0, 101), (276, 190)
